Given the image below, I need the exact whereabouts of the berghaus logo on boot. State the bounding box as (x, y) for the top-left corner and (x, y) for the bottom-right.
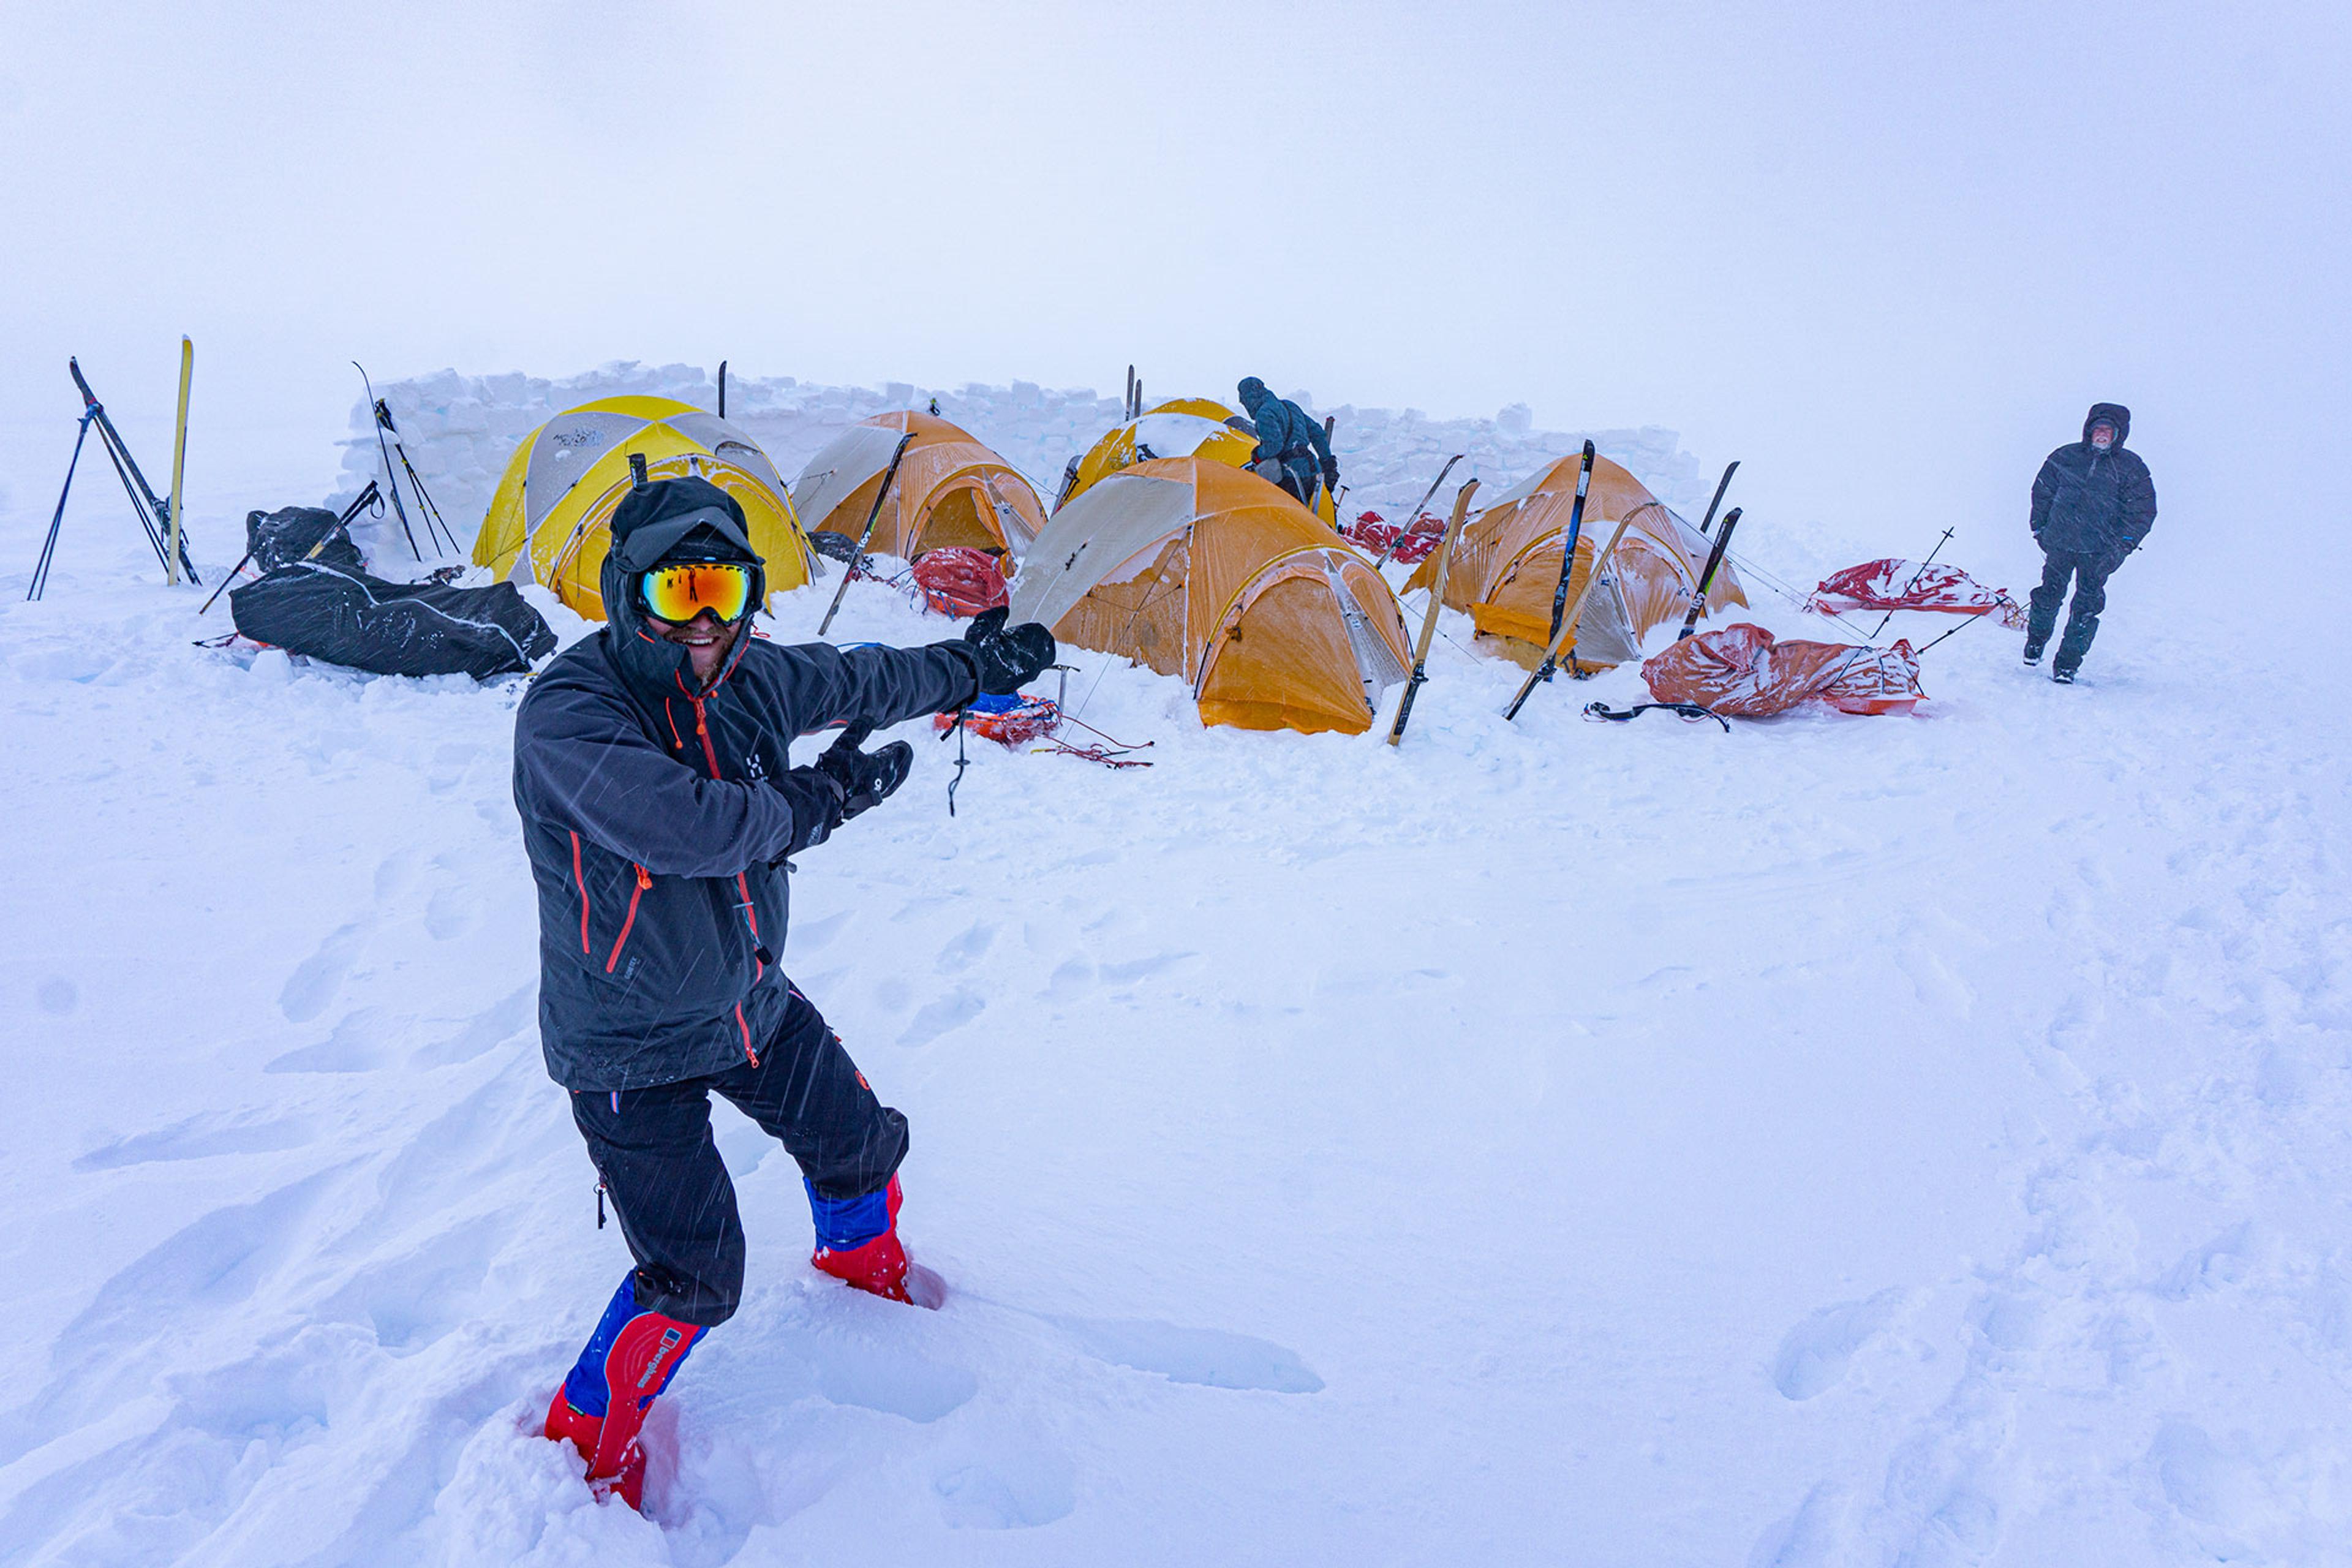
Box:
(637, 1328), (683, 1392)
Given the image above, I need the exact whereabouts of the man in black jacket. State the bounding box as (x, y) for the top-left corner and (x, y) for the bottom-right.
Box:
(2026, 402), (2157, 682)
(1237, 376), (1339, 510)
(513, 474), (1052, 1507)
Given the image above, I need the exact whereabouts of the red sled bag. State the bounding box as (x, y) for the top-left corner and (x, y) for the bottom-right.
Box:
(1342, 510), (1445, 564)
(1642, 622), (1924, 717)
(910, 548), (1011, 619)
(1808, 558), (2026, 629)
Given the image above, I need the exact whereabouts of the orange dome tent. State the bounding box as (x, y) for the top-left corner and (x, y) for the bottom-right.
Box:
(789, 411), (1046, 560)
(1009, 458), (1411, 735)
(1404, 451), (1747, 671)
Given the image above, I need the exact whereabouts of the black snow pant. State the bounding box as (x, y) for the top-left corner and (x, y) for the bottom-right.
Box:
(2026, 546), (2116, 672)
(1254, 454), (1321, 511)
(568, 985), (907, 1328)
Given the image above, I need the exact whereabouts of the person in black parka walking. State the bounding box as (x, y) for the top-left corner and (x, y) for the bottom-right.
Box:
(2026, 402), (2157, 682)
(1236, 376), (1338, 511)
(513, 473), (1052, 1508)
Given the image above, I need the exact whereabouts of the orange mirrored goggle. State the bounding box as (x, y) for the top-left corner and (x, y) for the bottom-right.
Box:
(639, 562), (753, 625)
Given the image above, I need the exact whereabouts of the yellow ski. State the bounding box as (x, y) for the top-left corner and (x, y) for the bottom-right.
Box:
(167, 336), (192, 585)
(1385, 478), (1480, 746)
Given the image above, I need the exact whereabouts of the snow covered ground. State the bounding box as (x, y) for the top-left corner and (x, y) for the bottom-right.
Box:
(2, 379), (2348, 1566)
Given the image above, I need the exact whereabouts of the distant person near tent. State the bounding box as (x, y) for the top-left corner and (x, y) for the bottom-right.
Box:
(1235, 376), (1338, 510)
(2025, 402), (2155, 682)
(511, 474), (1053, 1509)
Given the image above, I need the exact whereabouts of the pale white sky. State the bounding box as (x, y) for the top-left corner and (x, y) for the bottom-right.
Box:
(4, 1), (2345, 577)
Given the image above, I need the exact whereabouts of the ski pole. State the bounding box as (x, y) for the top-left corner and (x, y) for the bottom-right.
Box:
(355, 364), (424, 560)
(1867, 527), (1954, 640)
(1373, 453), (1465, 569)
(28, 412), (95, 601)
(816, 431), (916, 637)
(1675, 507), (1743, 641)
(1697, 459), (1738, 538)
(1911, 609), (1988, 657)
(1385, 477), (1479, 746)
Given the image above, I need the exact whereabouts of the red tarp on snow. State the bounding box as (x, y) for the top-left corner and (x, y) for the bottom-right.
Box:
(1342, 510), (1444, 564)
(1641, 622), (1924, 717)
(1808, 558), (2026, 628)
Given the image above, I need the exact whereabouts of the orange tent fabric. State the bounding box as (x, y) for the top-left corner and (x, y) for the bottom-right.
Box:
(1642, 623), (1924, 716)
(1404, 451), (1747, 671)
(1009, 458), (1412, 735)
(789, 411), (1047, 560)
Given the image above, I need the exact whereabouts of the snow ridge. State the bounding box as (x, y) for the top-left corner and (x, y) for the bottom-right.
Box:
(332, 361), (1703, 568)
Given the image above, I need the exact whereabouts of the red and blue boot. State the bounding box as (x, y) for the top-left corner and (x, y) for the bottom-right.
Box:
(543, 1270), (704, 1511)
(809, 1174), (941, 1306)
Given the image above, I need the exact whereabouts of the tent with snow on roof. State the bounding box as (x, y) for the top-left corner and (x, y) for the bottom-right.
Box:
(1009, 457), (1410, 735)
(1060, 399), (1340, 526)
(790, 410), (1046, 562)
(1404, 450), (1747, 672)
(471, 396), (815, 620)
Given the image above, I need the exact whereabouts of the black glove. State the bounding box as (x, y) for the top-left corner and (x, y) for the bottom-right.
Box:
(960, 605), (1056, 697)
(1321, 458), (1341, 488)
(772, 723), (911, 854)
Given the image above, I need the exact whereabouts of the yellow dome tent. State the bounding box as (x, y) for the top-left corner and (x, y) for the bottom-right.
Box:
(1010, 458), (1409, 735)
(788, 411), (1046, 560)
(1404, 451), (1749, 671)
(1060, 399), (1340, 526)
(472, 396), (815, 620)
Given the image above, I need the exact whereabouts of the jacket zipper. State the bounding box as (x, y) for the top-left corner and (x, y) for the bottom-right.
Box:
(570, 831), (592, 956)
(605, 865), (650, 973)
(689, 693), (769, 985)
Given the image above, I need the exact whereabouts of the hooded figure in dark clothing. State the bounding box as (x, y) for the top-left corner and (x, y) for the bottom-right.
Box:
(511, 473), (1054, 1508)
(2025, 402), (2156, 681)
(1236, 377), (1339, 510)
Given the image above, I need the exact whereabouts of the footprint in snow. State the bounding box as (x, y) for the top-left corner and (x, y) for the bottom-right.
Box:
(935, 921), (996, 973)
(277, 920), (367, 1023)
(1770, 1288), (1906, 1401)
(73, 1112), (317, 1170)
(266, 1009), (397, 1074)
(1050, 1314), (1324, 1393)
(900, 989), (985, 1047)
(933, 1441), (1077, 1529)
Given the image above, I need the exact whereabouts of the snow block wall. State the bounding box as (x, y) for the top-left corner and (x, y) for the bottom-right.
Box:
(333, 363), (1704, 565)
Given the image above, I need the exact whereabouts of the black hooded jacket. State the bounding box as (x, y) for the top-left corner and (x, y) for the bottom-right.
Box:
(511, 479), (982, 1091)
(1237, 377), (1337, 483)
(2030, 402), (2157, 559)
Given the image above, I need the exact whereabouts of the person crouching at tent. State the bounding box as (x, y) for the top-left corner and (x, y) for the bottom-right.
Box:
(1237, 375), (1339, 510)
(2025, 402), (2156, 683)
(511, 475), (1054, 1508)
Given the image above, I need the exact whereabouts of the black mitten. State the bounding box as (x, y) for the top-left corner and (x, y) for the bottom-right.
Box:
(960, 605), (1057, 696)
